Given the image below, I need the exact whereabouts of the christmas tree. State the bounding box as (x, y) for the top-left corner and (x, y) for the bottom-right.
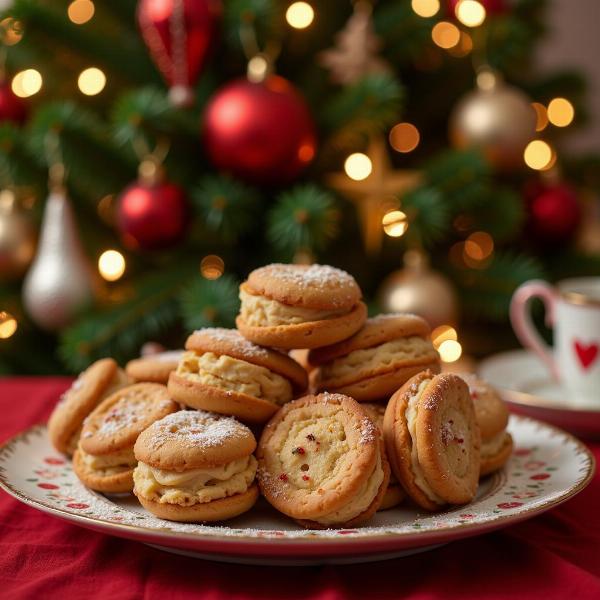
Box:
(0, 0), (598, 374)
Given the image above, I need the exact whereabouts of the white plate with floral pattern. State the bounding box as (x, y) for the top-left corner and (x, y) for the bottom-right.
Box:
(0, 416), (594, 565)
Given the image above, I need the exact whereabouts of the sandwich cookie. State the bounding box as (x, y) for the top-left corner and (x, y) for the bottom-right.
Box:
(126, 350), (184, 384)
(257, 393), (390, 529)
(383, 371), (480, 511)
(133, 410), (258, 522)
(73, 383), (178, 493)
(461, 374), (513, 476)
(309, 313), (440, 401)
(48, 358), (130, 455)
(168, 328), (308, 424)
(236, 263), (367, 349)
(362, 403), (404, 510)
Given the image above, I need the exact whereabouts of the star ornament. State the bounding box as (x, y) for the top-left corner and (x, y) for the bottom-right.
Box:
(326, 136), (421, 255)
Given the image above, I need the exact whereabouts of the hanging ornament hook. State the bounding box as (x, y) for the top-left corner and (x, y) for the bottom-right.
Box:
(132, 135), (171, 185)
(239, 17), (281, 83)
(45, 130), (66, 193)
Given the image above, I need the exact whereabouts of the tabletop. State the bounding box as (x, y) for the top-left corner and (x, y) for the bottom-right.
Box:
(1, 377), (599, 600)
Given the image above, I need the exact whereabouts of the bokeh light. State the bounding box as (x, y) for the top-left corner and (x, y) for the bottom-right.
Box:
(98, 250), (126, 282)
(464, 231), (494, 261)
(78, 67), (106, 95)
(547, 97), (574, 127)
(439, 339), (462, 362)
(247, 55), (269, 83)
(286, 2), (314, 29)
(532, 102), (549, 132)
(389, 122), (420, 153)
(1, 18), (23, 45)
(431, 325), (457, 349)
(0, 311), (18, 339)
(411, 0), (440, 18)
(455, 0), (486, 27)
(344, 153), (372, 181)
(431, 22), (460, 49)
(382, 210), (409, 238)
(68, 0), (95, 25)
(448, 31), (473, 57)
(524, 140), (554, 171)
(201, 255), (225, 280)
(11, 69), (42, 98)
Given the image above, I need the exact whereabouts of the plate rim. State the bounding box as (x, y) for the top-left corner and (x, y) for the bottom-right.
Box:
(0, 416), (595, 553)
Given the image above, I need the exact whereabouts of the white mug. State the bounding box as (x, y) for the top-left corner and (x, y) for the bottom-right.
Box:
(510, 277), (600, 406)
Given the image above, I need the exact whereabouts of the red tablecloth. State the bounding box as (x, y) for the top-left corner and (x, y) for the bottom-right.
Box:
(1, 377), (599, 600)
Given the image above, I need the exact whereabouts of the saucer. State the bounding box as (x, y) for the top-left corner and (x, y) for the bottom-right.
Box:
(478, 349), (600, 438)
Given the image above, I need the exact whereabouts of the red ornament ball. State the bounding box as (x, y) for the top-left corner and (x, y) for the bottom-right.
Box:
(117, 180), (188, 250)
(137, 0), (222, 105)
(447, 0), (507, 17)
(203, 76), (317, 185)
(527, 182), (582, 243)
(0, 81), (27, 124)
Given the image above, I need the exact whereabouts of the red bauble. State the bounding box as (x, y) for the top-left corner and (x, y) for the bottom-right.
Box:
(203, 76), (317, 185)
(447, 0), (507, 17)
(526, 182), (582, 244)
(137, 0), (221, 105)
(117, 180), (188, 250)
(0, 81), (27, 124)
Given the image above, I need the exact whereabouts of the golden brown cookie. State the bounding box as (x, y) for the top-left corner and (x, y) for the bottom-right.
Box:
(125, 350), (184, 384)
(133, 410), (259, 522)
(257, 393), (389, 529)
(236, 263), (367, 349)
(461, 374), (513, 476)
(362, 403), (404, 510)
(48, 358), (131, 455)
(309, 313), (440, 402)
(168, 328), (308, 424)
(73, 383), (178, 493)
(383, 371), (481, 511)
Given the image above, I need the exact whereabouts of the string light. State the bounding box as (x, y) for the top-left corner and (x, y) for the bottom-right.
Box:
(78, 67), (106, 95)
(389, 123), (420, 153)
(532, 102), (549, 132)
(382, 210), (408, 237)
(0, 311), (18, 339)
(11, 69), (42, 98)
(411, 0), (440, 18)
(286, 2), (314, 29)
(547, 97), (574, 127)
(344, 153), (372, 181)
(455, 0), (486, 27)
(98, 250), (126, 282)
(68, 0), (95, 25)
(431, 325), (457, 348)
(524, 140), (554, 171)
(438, 339), (462, 362)
(431, 22), (460, 49)
(0, 18), (23, 45)
(200, 255), (224, 280)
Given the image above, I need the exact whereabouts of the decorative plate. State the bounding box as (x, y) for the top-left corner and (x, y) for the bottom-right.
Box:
(0, 416), (594, 565)
(479, 350), (600, 439)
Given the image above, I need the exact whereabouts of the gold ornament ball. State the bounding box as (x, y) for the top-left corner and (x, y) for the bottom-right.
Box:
(378, 250), (458, 329)
(449, 72), (536, 170)
(0, 190), (37, 280)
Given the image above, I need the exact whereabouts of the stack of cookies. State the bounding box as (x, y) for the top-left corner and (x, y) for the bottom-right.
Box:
(48, 262), (513, 528)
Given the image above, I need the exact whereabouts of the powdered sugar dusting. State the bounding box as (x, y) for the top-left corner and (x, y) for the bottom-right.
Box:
(256, 264), (356, 289)
(192, 328), (270, 359)
(145, 410), (250, 451)
(359, 417), (376, 445)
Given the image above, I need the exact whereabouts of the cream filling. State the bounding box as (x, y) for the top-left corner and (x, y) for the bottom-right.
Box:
(133, 455), (257, 505)
(481, 431), (507, 458)
(321, 337), (436, 381)
(176, 351), (292, 405)
(406, 379), (445, 505)
(239, 289), (347, 326)
(65, 368), (130, 453)
(79, 445), (136, 476)
(314, 451), (384, 526)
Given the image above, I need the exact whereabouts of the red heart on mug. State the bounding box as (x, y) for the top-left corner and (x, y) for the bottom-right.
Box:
(573, 340), (599, 370)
